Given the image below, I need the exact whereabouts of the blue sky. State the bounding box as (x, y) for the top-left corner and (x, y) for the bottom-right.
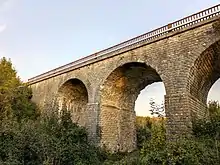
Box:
(0, 0), (220, 116)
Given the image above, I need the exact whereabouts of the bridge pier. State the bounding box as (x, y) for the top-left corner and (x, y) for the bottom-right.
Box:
(86, 102), (99, 144)
(99, 104), (136, 152)
(165, 92), (207, 138)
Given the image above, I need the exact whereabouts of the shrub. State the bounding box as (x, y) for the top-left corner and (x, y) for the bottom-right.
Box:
(136, 116), (152, 148)
(139, 112), (220, 165)
(0, 110), (102, 165)
(166, 138), (218, 165)
(140, 119), (167, 165)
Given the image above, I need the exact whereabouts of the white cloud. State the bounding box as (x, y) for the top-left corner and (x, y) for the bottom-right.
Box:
(0, 23), (7, 33)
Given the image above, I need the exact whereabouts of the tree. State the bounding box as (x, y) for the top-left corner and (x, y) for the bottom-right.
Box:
(208, 101), (220, 120)
(0, 57), (38, 120)
(149, 99), (165, 117)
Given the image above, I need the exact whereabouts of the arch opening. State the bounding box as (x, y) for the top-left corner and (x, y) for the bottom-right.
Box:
(188, 41), (220, 117)
(207, 79), (220, 103)
(135, 82), (166, 117)
(100, 62), (165, 152)
(57, 79), (88, 127)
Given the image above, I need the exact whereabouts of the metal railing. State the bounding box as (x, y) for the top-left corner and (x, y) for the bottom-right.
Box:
(28, 4), (220, 83)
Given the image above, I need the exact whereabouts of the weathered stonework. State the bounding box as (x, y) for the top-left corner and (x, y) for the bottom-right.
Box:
(57, 79), (88, 127)
(30, 17), (220, 152)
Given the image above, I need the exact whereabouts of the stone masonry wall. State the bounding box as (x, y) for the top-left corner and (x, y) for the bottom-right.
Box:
(30, 20), (220, 152)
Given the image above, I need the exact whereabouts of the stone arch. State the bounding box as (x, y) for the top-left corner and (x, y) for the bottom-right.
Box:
(187, 40), (220, 117)
(99, 62), (165, 152)
(57, 78), (88, 127)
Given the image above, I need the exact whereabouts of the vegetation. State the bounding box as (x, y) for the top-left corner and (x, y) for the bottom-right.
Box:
(149, 99), (165, 117)
(0, 111), (104, 165)
(0, 57), (38, 121)
(0, 57), (220, 164)
(0, 57), (102, 164)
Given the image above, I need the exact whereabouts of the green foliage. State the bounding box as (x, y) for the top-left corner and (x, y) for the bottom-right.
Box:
(138, 101), (220, 165)
(0, 57), (103, 164)
(136, 126), (151, 149)
(0, 110), (102, 165)
(140, 119), (167, 165)
(193, 101), (220, 139)
(11, 86), (39, 121)
(140, 127), (219, 165)
(0, 57), (38, 121)
(208, 101), (220, 115)
(136, 116), (152, 148)
(191, 101), (220, 163)
(136, 116), (153, 128)
(103, 151), (140, 165)
(0, 57), (20, 88)
(166, 138), (218, 165)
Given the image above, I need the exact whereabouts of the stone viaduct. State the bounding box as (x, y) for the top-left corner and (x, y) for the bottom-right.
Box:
(28, 5), (220, 152)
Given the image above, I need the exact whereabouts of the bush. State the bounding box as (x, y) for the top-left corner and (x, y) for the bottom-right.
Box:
(0, 110), (102, 165)
(140, 119), (167, 165)
(140, 134), (219, 165)
(193, 101), (220, 137)
(103, 151), (141, 165)
(166, 138), (218, 165)
(139, 110), (220, 165)
(136, 116), (152, 148)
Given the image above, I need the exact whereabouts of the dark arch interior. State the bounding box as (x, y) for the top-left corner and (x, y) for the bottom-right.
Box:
(57, 79), (88, 126)
(188, 41), (220, 104)
(100, 62), (163, 152)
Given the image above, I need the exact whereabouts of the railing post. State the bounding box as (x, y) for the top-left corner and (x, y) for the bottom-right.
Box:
(168, 23), (172, 32)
